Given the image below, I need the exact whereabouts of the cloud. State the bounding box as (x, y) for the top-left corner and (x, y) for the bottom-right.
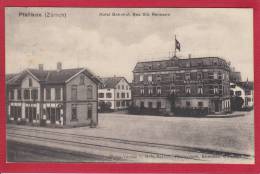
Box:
(5, 8), (253, 82)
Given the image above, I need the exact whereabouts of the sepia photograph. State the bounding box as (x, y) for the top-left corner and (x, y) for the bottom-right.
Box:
(5, 7), (254, 164)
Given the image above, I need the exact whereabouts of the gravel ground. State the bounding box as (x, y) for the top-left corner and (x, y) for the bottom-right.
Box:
(7, 110), (254, 156)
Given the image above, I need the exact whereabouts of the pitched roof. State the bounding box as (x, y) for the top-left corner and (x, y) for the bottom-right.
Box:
(133, 56), (230, 72)
(6, 67), (100, 85)
(99, 77), (125, 88)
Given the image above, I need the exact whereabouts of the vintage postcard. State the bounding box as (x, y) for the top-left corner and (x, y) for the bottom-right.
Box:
(5, 7), (254, 164)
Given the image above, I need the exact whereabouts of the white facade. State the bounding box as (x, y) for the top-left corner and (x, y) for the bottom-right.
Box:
(230, 83), (254, 108)
(98, 78), (131, 110)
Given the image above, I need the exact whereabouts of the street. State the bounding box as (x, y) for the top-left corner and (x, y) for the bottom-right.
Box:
(7, 111), (254, 163)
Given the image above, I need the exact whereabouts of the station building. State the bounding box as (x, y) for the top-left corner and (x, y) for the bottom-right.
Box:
(132, 56), (231, 115)
(6, 63), (100, 127)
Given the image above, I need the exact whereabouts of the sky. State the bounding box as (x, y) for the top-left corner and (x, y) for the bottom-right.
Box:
(5, 8), (253, 82)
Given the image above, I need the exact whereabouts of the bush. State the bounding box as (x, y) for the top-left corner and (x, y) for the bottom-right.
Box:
(174, 107), (208, 116)
(128, 105), (141, 114)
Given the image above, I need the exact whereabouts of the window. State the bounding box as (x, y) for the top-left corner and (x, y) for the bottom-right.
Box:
(157, 101), (161, 109)
(186, 101), (191, 107)
(87, 85), (93, 99)
(213, 72), (218, 79)
(55, 88), (61, 100)
(198, 102), (203, 107)
(71, 104), (77, 121)
(157, 87), (161, 95)
(10, 89), (14, 100)
(127, 93), (129, 98)
(46, 88), (51, 100)
(121, 92), (125, 98)
(31, 89), (38, 100)
(148, 102), (153, 109)
(126, 86), (128, 90)
(198, 86), (203, 95)
(117, 92), (120, 98)
(213, 86), (218, 94)
(170, 74), (175, 82)
(140, 101), (144, 108)
(148, 75), (153, 82)
(230, 90), (234, 96)
(140, 75), (144, 82)
(218, 72), (222, 80)
(106, 92), (112, 98)
(71, 85), (77, 100)
(157, 74), (161, 81)
(99, 93), (104, 98)
(122, 101), (126, 107)
(208, 72), (214, 79)
(197, 72), (202, 80)
(170, 86), (175, 94)
(79, 75), (85, 85)
(185, 73), (191, 80)
(140, 88), (144, 95)
(17, 89), (21, 100)
(116, 101), (120, 107)
(122, 85), (124, 90)
(29, 78), (32, 87)
(235, 91), (242, 96)
(148, 87), (153, 95)
(24, 89), (30, 100)
(87, 104), (92, 120)
(185, 86), (191, 94)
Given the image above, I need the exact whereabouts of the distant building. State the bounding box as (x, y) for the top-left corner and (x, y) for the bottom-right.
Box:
(230, 81), (254, 109)
(98, 77), (132, 111)
(6, 63), (100, 127)
(132, 56), (231, 115)
(230, 67), (242, 83)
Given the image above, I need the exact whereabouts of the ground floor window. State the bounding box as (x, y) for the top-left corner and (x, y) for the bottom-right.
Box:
(25, 106), (37, 122)
(148, 102), (153, 109)
(116, 101), (120, 107)
(157, 101), (161, 109)
(198, 101), (203, 107)
(140, 101), (144, 108)
(46, 106), (62, 123)
(10, 106), (22, 120)
(72, 104), (77, 121)
(87, 104), (92, 120)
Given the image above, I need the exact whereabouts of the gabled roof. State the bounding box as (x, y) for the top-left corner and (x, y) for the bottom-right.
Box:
(6, 67), (100, 85)
(99, 77), (128, 89)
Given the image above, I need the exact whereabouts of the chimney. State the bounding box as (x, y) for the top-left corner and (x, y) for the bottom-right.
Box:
(57, 62), (62, 71)
(39, 64), (44, 71)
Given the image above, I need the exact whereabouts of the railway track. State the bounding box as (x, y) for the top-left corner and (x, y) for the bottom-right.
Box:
(7, 126), (252, 162)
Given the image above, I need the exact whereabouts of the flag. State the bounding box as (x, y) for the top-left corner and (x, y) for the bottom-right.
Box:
(175, 38), (181, 51)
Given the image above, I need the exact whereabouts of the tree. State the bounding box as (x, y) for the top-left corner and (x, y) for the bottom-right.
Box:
(230, 96), (244, 111)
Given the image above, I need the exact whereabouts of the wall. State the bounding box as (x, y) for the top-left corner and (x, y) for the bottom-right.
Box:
(66, 72), (98, 125)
